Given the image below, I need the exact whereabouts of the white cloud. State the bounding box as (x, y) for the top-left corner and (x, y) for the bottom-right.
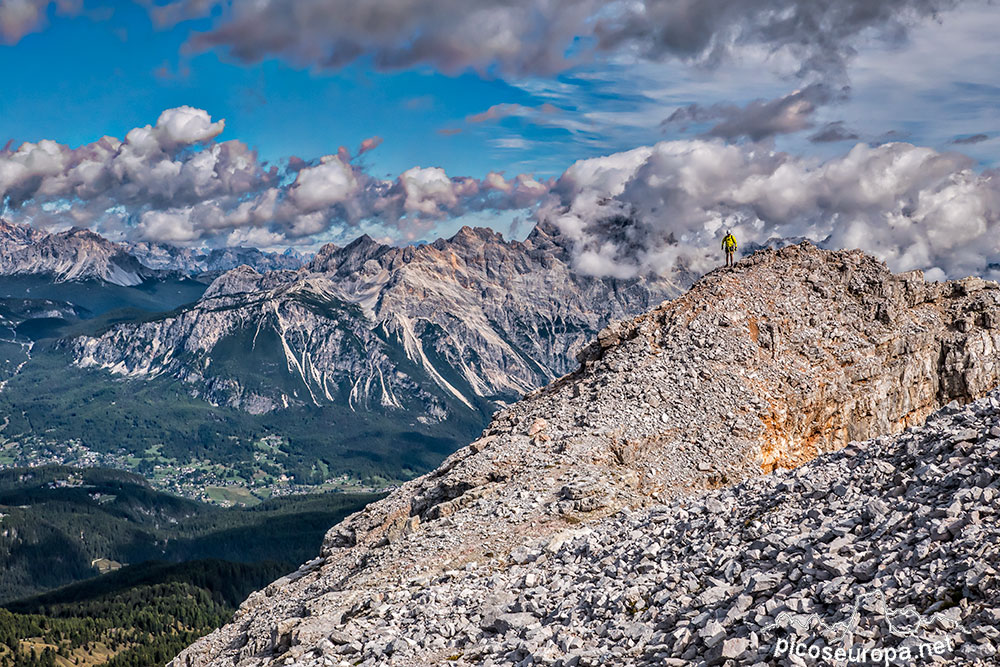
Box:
(136, 209), (201, 244)
(153, 105), (226, 148)
(543, 139), (1000, 280)
(491, 137), (531, 150)
(0, 107), (266, 214)
(0, 106), (552, 247)
(224, 226), (289, 249)
(288, 156), (360, 211)
(398, 167), (461, 216)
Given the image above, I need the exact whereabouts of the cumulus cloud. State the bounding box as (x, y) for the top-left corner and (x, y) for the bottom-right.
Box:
(148, 0), (964, 80)
(368, 168), (552, 240)
(0, 106), (261, 213)
(287, 156), (360, 212)
(664, 85), (835, 142)
(542, 139), (1000, 281)
(0, 106), (553, 247)
(152, 105), (226, 147)
(136, 208), (201, 244)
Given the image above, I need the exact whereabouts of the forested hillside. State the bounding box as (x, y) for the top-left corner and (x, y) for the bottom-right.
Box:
(0, 560), (287, 667)
(0, 466), (379, 601)
(0, 466), (379, 666)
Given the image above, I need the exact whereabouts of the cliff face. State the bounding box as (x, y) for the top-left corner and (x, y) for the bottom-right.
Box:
(0, 219), (152, 286)
(571, 242), (1000, 477)
(71, 224), (680, 417)
(170, 243), (1000, 667)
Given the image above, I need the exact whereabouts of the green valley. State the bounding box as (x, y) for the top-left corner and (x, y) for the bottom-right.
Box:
(0, 466), (379, 666)
(0, 560), (288, 667)
(0, 466), (379, 602)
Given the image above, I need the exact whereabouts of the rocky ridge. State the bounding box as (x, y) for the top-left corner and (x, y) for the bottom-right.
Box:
(171, 242), (1000, 666)
(0, 219), (153, 286)
(0, 218), (308, 286)
(126, 241), (305, 275)
(72, 223), (679, 415)
(179, 392), (1000, 667)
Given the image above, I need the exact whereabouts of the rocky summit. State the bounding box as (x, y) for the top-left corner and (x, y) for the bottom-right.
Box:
(170, 243), (1000, 666)
(0, 218), (153, 286)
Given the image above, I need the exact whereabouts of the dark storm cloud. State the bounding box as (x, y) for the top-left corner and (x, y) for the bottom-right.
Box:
(809, 121), (862, 143)
(146, 0), (964, 79)
(952, 133), (990, 144)
(663, 85), (835, 142)
(593, 0), (961, 80)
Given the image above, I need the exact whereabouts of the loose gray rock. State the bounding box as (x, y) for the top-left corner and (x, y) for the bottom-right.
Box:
(170, 245), (1000, 667)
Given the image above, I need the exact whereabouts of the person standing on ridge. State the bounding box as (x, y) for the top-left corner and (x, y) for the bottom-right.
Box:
(722, 231), (737, 267)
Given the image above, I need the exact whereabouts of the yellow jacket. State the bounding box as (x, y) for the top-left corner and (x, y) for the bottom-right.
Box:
(722, 234), (737, 251)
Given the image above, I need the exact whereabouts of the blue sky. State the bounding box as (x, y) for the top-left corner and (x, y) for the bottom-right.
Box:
(0, 4), (545, 178)
(2, 0), (1000, 265)
(7, 1), (997, 179)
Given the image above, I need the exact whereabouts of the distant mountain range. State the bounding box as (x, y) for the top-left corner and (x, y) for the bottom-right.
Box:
(0, 219), (154, 286)
(0, 218), (305, 285)
(125, 241), (306, 276)
(73, 224), (681, 417)
(0, 219), (681, 488)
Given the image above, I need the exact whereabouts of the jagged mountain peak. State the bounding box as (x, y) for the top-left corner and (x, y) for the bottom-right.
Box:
(0, 220), (151, 286)
(171, 243), (1000, 666)
(309, 242), (340, 268)
(443, 225), (505, 246)
(351, 233), (379, 246)
(340, 233), (389, 261)
(0, 218), (42, 244)
(308, 227), (521, 278)
(59, 226), (102, 239)
(308, 234), (392, 275)
(72, 222), (678, 418)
